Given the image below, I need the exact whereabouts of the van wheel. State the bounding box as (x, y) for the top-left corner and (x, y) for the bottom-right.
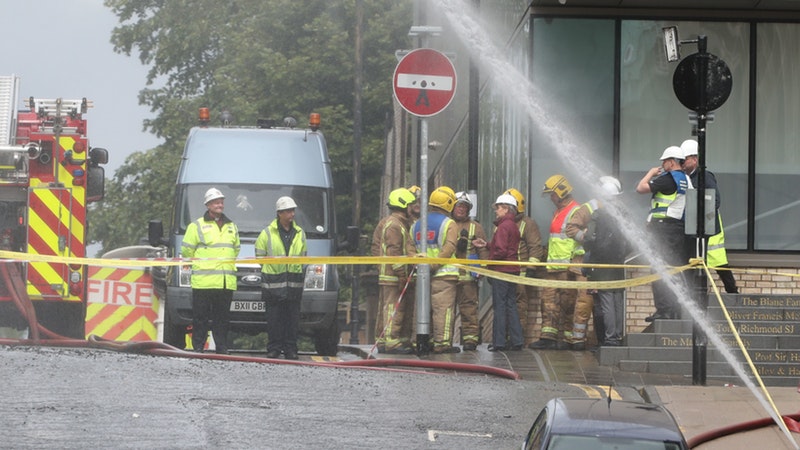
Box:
(163, 308), (186, 350)
(313, 317), (340, 356)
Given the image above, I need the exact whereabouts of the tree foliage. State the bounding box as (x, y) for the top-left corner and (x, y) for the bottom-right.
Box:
(91, 0), (412, 252)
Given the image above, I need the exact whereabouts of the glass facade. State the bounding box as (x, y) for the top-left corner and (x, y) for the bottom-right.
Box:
(755, 23), (800, 251)
(427, 6), (800, 255)
(619, 20), (750, 249)
(528, 18), (615, 231)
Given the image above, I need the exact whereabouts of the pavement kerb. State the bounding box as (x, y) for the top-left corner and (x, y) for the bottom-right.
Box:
(641, 385), (664, 404)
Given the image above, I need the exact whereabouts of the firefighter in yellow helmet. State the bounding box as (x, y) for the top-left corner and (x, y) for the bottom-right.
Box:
(371, 188), (419, 354)
(504, 188), (546, 343)
(181, 187), (241, 354)
(450, 191), (489, 350)
(529, 175), (581, 350)
(413, 186), (460, 353)
(562, 183), (608, 350)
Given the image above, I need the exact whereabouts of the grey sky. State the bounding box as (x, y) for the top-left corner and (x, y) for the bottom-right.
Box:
(0, 0), (162, 176)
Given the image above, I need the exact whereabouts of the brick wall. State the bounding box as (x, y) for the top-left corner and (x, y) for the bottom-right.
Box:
(624, 266), (800, 334)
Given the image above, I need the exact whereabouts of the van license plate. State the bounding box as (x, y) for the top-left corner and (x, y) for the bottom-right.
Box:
(231, 301), (265, 312)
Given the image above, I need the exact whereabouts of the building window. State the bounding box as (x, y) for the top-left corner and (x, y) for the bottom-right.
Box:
(619, 20), (749, 249)
(529, 17), (615, 229)
(755, 23), (800, 250)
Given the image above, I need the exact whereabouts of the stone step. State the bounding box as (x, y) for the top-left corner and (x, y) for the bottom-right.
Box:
(704, 375), (799, 387)
(652, 319), (693, 334)
(626, 332), (800, 349)
(707, 306), (800, 322)
(599, 345), (774, 366)
(617, 359), (737, 376)
(710, 294), (800, 310)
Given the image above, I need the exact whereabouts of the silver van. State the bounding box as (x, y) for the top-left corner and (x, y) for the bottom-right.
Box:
(149, 114), (356, 355)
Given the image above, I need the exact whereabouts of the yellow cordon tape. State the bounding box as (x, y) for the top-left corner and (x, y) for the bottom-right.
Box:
(0, 249), (713, 290)
(2, 250), (797, 288)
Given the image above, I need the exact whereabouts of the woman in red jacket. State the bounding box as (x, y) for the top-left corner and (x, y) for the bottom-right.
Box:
(473, 194), (522, 351)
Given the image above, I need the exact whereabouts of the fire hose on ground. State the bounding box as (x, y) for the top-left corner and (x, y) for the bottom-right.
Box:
(687, 412), (800, 448)
(0, 261), (518, 379)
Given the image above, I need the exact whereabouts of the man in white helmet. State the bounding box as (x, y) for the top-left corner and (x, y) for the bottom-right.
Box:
(636, 146), (694, 321)
(451, 191), (489, 351)
(255, 196), (308, 359)
(681, 139), (739, 294)
(181, 187), (241, 354)
(583, 176), (630, 346)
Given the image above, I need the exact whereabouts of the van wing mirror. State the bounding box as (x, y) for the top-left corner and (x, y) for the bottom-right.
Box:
(148, 220), (168, 247)
(339, 225), (360, 253)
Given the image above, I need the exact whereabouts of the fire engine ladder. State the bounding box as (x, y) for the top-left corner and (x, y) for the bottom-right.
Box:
(0, 75), (18, 146)
(29, 97), (93, 134)
(0, 75), (22, 181)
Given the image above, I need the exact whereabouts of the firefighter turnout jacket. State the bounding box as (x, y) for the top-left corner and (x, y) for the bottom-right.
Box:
(374, 210), (417, 285)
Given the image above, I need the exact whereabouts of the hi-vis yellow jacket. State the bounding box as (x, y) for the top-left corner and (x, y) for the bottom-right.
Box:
(182, 213), (240, 290)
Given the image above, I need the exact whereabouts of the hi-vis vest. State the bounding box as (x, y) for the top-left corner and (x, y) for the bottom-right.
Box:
(649, 171), (691, 222)
(707, 214), (729, 268)
(182, 216), (240, 290)
(547, 199), (580, 270)
(413, 211), (458, 278)
(255, 219), (307, 299)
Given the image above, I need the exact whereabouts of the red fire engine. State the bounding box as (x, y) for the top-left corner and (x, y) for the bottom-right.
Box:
(0, 75), (107, 339)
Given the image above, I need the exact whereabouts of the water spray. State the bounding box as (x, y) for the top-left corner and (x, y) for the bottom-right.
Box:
(432, 1), (798, 447)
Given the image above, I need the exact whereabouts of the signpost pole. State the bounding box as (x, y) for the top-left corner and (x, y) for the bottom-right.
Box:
(416, 119), (431, 355)
(692, 35), (709, 386)
(393, 43), (456, 355)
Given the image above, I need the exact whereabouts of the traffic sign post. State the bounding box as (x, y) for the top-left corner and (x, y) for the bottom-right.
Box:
(393, 47), (457, 354)
(393, 48), (457, 118)
(665, 30), (733, 386)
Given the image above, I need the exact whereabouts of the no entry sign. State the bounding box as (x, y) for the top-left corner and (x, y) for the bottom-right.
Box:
(393, 48), (457, 117)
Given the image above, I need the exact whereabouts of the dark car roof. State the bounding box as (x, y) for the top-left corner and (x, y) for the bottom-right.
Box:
(549, 398), (687, 443)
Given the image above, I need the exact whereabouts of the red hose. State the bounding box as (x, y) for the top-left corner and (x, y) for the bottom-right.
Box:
(687, 412), (800, 448)
(1, 261), (40, 340)
(0, 261), (72, 341)
(0, 265), (520, 380)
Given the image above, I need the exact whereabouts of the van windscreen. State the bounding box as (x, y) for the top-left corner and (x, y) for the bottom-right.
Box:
(178, 184), (331, 238)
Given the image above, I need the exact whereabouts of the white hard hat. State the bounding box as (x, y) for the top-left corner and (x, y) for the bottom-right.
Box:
(598, 175), (622, 196)
(454, 191), (473, 208)
(659, 146), (684, 161)
(681, 139), (698, 158)
(204, 188), (225, 204)
(276, 196), (298, 211)
(493, 193), (517, 207)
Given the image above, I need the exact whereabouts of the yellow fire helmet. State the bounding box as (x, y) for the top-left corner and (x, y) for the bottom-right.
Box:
(387, 188), (417, 209)
(429, 186), (456, 213)
(504, 188), (526, 213)
(542, 174), (573, 199)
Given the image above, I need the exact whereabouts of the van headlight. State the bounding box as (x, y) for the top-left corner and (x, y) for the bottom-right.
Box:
(304, 264), (326, 291)
(179, 265), (192, 287)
